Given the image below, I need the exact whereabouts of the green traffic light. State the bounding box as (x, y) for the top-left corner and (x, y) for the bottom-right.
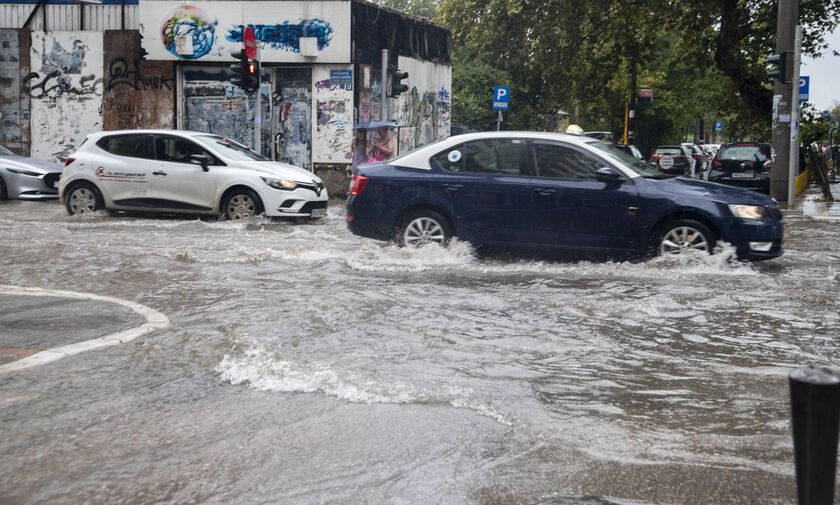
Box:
(766, 51), (789, 84)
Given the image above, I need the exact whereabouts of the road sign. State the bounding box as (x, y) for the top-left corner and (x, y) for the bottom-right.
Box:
(330, 69), (353, 86)
(492, 86), (510, 110)
(714, 121), (722, 132)
(799, 75), (809, 103)
(243, 26), (257, 60)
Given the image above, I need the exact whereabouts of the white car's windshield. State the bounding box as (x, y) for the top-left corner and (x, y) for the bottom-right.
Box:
(589, 141), (666, 178)
(0, 145), (14, 156)
(192, 135), (269, 161)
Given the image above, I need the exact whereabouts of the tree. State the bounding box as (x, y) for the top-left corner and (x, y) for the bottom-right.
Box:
(374, 0), (439, 19)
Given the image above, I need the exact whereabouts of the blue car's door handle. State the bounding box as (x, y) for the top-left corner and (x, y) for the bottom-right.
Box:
(442, 183), (463, 191)
(533, 188), (556, 196)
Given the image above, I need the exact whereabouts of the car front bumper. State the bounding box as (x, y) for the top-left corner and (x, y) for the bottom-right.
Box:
(725, 217), (784, 260)
(257, 185), (329, 218)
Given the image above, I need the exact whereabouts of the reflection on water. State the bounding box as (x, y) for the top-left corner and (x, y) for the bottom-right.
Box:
(2, 201), (838, 504)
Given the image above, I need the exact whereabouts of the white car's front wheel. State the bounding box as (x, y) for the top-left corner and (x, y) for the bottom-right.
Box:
(222, 189), (263, 220)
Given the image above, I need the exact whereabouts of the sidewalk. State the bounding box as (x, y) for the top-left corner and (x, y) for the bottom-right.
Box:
(791, 181), (840, 219)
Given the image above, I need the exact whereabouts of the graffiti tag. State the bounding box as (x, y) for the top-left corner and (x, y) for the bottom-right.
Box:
(107, 58), (174, 91)
(25, 71), (103, 100)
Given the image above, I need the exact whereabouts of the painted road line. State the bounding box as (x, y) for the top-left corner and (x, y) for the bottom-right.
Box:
(0, 285), (169, 374)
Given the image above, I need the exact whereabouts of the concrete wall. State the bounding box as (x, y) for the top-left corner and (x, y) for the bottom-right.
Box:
(138, 1), (351, 63)
(103, 30), (174, 131)
(0, 28), (30, 155)
(395, 56), (451, 154)
(29, 31), (103, 161)
(312, 64), (353, 165)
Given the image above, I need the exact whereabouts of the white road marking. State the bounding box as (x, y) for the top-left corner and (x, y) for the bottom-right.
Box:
(0, 285), (169, 374)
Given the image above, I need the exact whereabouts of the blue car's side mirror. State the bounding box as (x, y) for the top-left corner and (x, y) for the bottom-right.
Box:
(596, 167), (624, 184)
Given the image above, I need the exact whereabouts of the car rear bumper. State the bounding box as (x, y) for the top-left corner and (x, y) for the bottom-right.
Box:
(708, 172), (770, 193)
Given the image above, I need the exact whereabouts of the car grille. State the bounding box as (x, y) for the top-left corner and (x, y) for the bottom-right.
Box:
(43, 173), (60, 189)
(300, 200), (327, 213)
(297, 181), (326, 197)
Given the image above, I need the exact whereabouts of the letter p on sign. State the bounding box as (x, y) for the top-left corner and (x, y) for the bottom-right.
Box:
(493, 86), (510, 110)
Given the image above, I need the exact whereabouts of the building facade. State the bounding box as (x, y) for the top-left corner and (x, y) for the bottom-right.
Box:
(0, 0), (451, 188)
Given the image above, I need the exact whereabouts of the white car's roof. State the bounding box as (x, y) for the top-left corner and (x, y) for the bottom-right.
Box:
(85, 129), (223, 140)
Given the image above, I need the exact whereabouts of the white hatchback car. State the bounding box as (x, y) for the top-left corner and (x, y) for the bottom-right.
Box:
(59, 130), (328, 219)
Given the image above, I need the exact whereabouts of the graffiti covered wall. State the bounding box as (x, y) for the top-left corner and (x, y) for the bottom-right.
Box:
(395, 56), (451, 154)
(103, 31), (175, 131)
(138, 1), (351, 63)
(29, 31), (103, 161)
(312, 64), (352, 164)
(0, 29), (30, 155)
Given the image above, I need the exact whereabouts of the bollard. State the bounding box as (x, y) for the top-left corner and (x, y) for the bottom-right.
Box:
(789, 366), (840, 505)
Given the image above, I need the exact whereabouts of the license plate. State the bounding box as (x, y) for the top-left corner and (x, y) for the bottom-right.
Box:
(310, 208), (327, 218)
(730, 172), (755, 179)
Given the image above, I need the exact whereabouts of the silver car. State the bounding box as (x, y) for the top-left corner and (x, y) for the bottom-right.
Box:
(0, 145), (64, 200)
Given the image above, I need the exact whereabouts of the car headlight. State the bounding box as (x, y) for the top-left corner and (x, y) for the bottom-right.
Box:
(6, 168), (41, 177)
(728, 204), (768, 219)
(261, 177), (298, 190)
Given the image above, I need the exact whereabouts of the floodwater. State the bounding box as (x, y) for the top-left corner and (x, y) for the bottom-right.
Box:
(1, 199), (839, 505)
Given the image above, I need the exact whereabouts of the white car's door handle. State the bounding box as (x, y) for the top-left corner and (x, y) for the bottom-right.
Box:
(153, 171), (167, 176)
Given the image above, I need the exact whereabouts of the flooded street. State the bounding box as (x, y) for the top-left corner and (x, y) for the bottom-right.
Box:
(2, 199), (839, 505)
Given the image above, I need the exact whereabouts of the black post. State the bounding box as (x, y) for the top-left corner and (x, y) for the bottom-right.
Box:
(789, 366), (840, 505)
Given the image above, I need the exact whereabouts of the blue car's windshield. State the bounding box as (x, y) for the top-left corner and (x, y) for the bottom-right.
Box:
(588, 141), (666, 178)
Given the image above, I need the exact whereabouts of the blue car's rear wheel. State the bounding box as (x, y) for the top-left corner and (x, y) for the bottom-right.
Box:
(398, 210), (452, 247)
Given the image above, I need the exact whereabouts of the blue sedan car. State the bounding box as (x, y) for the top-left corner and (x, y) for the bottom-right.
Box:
(346, 132), (783, 261)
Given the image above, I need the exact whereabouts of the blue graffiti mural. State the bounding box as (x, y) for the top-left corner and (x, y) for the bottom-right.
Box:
(161, 6), (217, 60)
(227, 20), (333, 53)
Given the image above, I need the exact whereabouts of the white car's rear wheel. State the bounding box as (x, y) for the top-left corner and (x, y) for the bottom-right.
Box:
(65, 183), (103, 215)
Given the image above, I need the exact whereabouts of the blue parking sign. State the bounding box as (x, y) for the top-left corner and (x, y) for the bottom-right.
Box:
(714, 121), (722, 132)
(492, 86), (510, 110)
(799, 76), (809, 103)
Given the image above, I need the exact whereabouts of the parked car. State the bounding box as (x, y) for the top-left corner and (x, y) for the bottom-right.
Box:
(346, 132), (783, 261)
(0, 144), (64, 200)
(707, 142), (772, 193)
(650, 145), (695, 176)
(450, 123), (477, 136)
(682, 143), (709, 174)
(583, 131), (614, 141)
(617, 144), (644, 162)
(59, 130), (328, 218)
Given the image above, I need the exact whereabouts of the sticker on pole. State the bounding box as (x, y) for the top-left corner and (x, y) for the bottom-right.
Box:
(659, 155), (675, 170)
(492, 86), (510, 110)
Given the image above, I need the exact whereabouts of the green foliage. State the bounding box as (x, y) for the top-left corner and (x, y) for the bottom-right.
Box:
(437, 0), (840, 147)
(373, 0), (439, 19)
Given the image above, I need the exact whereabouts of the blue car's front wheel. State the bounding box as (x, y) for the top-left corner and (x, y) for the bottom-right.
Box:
(657, 219), (715, 256)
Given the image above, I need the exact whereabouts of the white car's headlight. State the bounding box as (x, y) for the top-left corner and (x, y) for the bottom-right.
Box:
(728, 204), (768, 219)
(261, 177), (298, 190)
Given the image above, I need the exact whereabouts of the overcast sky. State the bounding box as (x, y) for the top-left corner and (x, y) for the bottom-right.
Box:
(800, 25), (840, 112)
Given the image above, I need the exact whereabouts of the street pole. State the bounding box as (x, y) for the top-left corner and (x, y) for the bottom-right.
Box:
(788, 25), (802, 207)
(254, 45), (261, 155)
(497, 110), (502, 131)
(381, 49), (389, 121)
(771, 0), (798, 206)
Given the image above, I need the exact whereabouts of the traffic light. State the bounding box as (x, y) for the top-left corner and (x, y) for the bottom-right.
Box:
(230, 49), (259, 92)
(767, 51), (790, 83)
(389, 68), (409, 96)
